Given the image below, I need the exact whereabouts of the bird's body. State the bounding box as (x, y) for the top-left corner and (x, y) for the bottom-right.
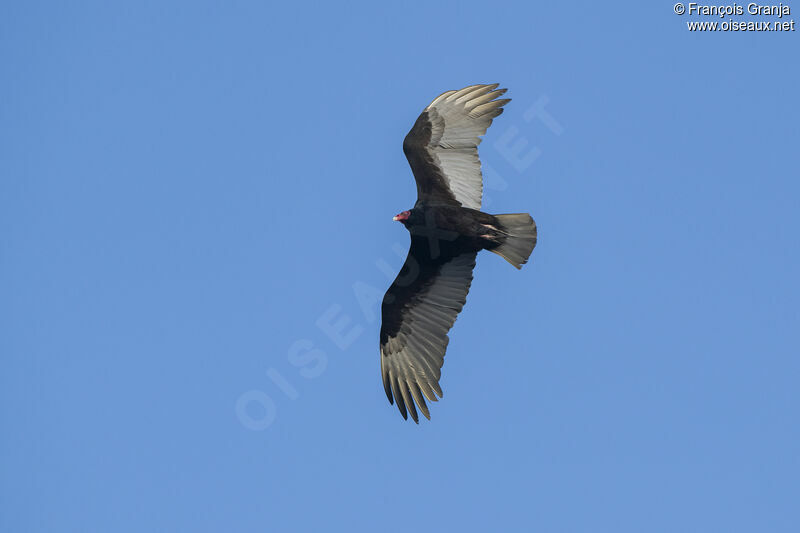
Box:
(380, 84), (537, 422)
(403, 204), (500, 252)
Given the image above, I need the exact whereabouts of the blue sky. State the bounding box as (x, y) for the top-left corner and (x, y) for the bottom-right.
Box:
(2, 2), (798, 532)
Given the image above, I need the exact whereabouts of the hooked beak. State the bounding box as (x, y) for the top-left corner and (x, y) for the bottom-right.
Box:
(392, 215), (400, 221)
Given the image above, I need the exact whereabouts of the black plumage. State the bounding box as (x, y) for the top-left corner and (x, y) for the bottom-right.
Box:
(381, 84), (538, 422)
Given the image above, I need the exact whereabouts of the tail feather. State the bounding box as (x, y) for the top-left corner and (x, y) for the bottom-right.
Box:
(490, 213), (537, 269)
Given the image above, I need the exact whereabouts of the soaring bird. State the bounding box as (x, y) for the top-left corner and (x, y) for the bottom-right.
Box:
(381, 84), (537, 422)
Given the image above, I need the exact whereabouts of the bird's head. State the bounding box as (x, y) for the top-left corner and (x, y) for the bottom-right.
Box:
(392, 210), (411, 224)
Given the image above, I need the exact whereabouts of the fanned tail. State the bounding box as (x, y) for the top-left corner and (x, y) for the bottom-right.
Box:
(490, 213), (537, 269)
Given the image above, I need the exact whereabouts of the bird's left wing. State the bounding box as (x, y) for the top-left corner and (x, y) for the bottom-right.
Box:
(403, 84), (510, 210)
(380, 237), (477, 422)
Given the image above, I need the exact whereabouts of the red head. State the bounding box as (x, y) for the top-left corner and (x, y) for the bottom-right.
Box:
(392, 210), (411, 222)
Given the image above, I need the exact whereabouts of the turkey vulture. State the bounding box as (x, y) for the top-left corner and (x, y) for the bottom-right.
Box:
(381, 84), (537, 422)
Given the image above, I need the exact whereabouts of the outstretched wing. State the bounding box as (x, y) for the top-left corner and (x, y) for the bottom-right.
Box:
(403, 84), (510, 210)
(380, 236), (477, 422)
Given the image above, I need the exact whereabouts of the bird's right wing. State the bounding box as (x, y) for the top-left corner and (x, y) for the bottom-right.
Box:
(403, 84), (510, 209)
(380, 237), (477, 422)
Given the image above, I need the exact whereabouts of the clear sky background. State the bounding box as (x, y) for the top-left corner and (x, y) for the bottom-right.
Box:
(2, 2), (799, 532)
